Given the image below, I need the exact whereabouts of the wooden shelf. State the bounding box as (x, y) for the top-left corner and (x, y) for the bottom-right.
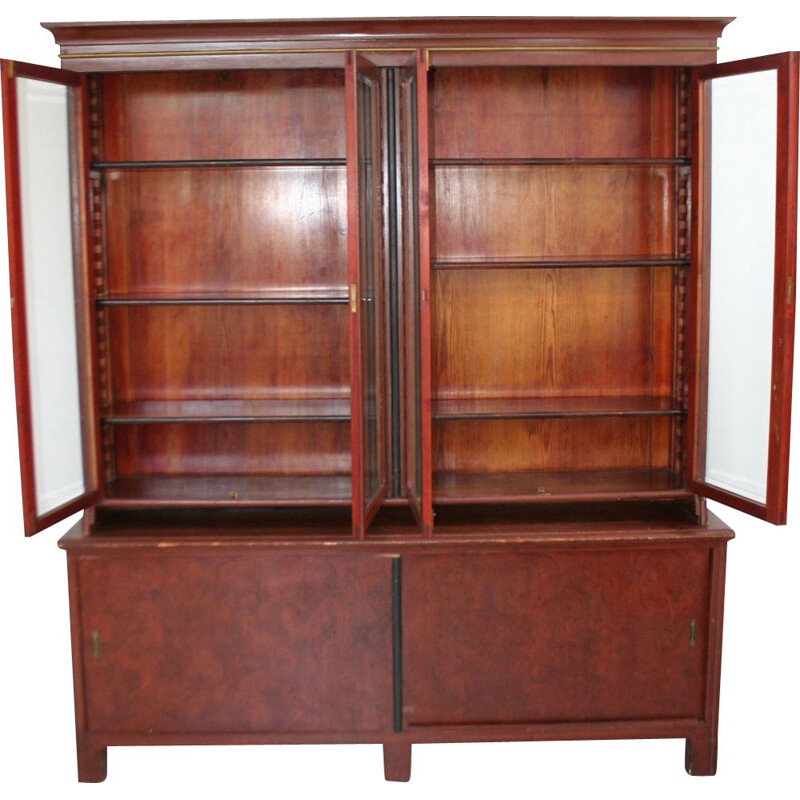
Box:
(103, 398), (351, 424)
(97, 287), (349, 306)
(431, 157), (690, 166)
(103, 475), (352, 508)
(433, 396), (684, 420)
(91, 158), (346, 169)
(432, 256), (688, 270)
(433, 469), (687, 504)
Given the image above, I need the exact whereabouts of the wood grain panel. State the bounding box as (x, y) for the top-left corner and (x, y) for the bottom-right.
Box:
(108, 305), (348, 401)
(79, 554), (392, 732)
(432, 268), (674, 398)
(101, 70), (345, 161)
(432, 67), (676, 159)
(105, 167), (347, 294)
(113, 421), (350, 477)
(403, 548), (710, 725)
(434, 165), (674, 260)
(433, 417), (671, 473)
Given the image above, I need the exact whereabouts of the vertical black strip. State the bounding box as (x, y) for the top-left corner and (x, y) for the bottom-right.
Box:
(386, 69), (402, 497)
(391, 556), (403, 732)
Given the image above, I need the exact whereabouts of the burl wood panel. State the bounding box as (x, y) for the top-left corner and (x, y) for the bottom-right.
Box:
(433, 416), (671, 473)
(104, 167), (346, 294)
(78, 553), (393, 733)
(108, 305), (348, 401)
(101, 70), (346, 161)
(432, 268), (674, 399)
(432, 67), (676, 159)
(433, 165), (674, 260)
(113, 421), (350, 476)
(403, 548), (710, 725)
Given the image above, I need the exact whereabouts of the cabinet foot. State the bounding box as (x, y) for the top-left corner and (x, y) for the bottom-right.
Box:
(685, 735), (717, 776)
(383, 742), (412, 782)
(77, 741), (107, 783)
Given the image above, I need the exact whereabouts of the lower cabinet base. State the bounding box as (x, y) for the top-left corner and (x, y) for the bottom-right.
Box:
(61, 514), (732, 783)
(685, 734), (719, 776)
(383, 742), (412, 782)
(76, 737), (107, 783)
(74, 733), (717, 783)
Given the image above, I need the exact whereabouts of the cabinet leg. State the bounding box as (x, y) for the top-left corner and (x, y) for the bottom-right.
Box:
(383, 742), (412, 782)
(77, 740), (107, 783)
(685, 735), (717, 776)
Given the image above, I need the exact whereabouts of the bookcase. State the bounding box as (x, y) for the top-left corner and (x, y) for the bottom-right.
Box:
(2, 16), (797, 784)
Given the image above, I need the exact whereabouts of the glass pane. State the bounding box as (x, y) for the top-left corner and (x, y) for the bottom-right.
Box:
(704, 69), (778, 503)
(401, 71), (422, 502)
(357, 70), (382, 504)
(16, 77), (86, 516)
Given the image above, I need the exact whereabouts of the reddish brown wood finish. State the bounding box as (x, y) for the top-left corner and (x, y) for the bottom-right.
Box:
(103, 166), (347, 295)
(414, 50), (434, 535)
(432, 268), (674, 400)
(101, 70), (346, 161)
(402, 547), (712, 726)
(432, 67), (677, 159)
(77, 552), (394, 733)
(433, 417), (672, 474)
(107, 304), (348, 402)
(347, 52), (387, 538)
(688, 53), (799, 523)
(76, 736), (107, 783)
(42, 18), (732, 72)
(383, 742), (412, 782)
(433, 165), (674, 261)
(1, 59), (99, 535)
(6, 14), (787, 785)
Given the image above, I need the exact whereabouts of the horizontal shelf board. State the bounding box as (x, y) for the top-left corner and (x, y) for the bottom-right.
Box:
(433, 469), (688, 504)
(432, 256), (689, 270)
(433, 396), (685, 420)
(102, 475), (352, 508)
(97, 287), (349, 306)
(431, 157), (690, 166)
(103, 398), (351, 424)
(91, 158), (346, 169)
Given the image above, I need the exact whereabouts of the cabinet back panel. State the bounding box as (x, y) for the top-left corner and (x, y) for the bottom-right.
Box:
(101, 70), (346, 161)
(433, 166), (674, 260)
(113, 422), (350, 476)
(433, 416), (671, 473)
(104, 167), (346, 294)
(108, 305), (348, 401)
(432, 268), (674, 398)
(432, 67), (676, 159)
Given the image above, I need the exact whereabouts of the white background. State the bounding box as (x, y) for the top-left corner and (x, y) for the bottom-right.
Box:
(1, 2), (798, 798)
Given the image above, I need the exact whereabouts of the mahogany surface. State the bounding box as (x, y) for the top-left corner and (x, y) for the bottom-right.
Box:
(402, 548), (711, 726)
(6, 14), (796, 785)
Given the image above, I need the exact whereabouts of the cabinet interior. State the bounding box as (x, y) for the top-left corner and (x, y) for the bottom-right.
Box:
(86, 63), (693, 527)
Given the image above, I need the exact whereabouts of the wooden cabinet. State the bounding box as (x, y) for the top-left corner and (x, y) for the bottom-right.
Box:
(1, 16), (797, 784)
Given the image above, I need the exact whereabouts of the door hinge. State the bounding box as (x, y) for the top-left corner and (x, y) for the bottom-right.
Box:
(689, 618), (697, 648)
(349, 283), (358, 313)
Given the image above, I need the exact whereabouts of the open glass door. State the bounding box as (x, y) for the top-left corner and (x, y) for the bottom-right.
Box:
(689, 53), (798, 524)
(399, 51), (433, 536)
(347, 52), (387, 538)
(2, 61), (96, 535)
